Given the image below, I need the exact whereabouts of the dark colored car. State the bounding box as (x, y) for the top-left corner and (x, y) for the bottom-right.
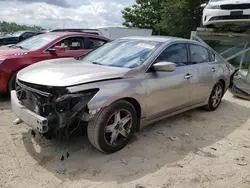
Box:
(0, 31), (42, 46)
(0, 32), (111, 94)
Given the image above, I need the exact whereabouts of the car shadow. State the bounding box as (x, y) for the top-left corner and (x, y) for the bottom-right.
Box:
(22, 98), (250, 183)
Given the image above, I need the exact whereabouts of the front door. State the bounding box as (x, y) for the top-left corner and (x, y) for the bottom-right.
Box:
(145, 43), (195, 120)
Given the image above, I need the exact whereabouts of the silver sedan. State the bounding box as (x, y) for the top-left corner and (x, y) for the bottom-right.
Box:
(12, 36), (231, 153)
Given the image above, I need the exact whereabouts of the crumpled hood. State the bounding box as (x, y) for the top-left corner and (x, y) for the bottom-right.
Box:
(17, 58), (130, 87)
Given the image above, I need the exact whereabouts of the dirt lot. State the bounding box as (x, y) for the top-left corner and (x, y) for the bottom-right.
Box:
(0, 92), (250, 188)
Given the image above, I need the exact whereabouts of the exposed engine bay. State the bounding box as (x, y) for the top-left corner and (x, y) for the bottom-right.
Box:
(15, 79), (98, 138)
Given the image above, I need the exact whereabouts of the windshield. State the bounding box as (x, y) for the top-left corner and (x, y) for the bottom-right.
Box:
(12, 31), (25, 37)
(81, 39), (162, 68)
(11, 34), (59, 50)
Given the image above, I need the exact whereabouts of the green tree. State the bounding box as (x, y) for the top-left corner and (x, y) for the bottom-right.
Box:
(122, 0), (206, 38)
(0, 21), (44, 34)
(160, 0), (205, 38)
(122, 0), (164, 35)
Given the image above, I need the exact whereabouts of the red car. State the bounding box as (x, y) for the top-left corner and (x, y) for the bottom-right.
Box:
(0, 32), (111, 94)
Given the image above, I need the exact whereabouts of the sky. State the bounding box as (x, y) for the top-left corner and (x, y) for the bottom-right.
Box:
(0, 0), (135, 29)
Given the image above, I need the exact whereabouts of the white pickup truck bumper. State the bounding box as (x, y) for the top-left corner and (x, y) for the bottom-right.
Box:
(11, 90), (49, 133)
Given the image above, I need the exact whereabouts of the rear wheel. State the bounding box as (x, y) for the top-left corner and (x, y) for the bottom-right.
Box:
(87, 100), (137, 153)
(204, 81), (224, 111)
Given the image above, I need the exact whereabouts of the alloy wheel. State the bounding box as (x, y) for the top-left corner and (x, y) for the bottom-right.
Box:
(211, 85), (223, 108)
(104, 109), (132, 146)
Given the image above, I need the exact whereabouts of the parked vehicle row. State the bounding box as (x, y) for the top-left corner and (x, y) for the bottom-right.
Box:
(0, 31), (42, 46)
(11, 36), (231, 153)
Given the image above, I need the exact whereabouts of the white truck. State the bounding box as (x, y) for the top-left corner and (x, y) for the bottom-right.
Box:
(97, 27), (153, 40)
(50, 27), (153, 40)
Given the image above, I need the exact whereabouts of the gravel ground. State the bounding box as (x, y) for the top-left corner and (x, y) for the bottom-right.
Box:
(0, 92), (250, 188)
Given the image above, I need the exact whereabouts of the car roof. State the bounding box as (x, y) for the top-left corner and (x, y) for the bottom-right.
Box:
(120, 36), (207, 47)
(16, 30), (40, 33)
(120, 36), (192, 43)
(44, 32), (111, 40)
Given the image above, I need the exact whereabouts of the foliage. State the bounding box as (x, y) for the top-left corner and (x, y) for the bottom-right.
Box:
(122, 0), (206, 38)
(122, 0), (163, 35)
(0, 21), (44, 33)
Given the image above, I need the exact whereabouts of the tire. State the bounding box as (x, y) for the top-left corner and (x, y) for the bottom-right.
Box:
(204, 81), (224, 111)
(87, 100), (138, 153)
(8, 72), (17, 93)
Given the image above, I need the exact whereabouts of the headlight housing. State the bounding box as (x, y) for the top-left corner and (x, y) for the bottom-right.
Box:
(205, 5), (221, 9)
(55, 89), (99, 113)
(0, 59), (5, 64)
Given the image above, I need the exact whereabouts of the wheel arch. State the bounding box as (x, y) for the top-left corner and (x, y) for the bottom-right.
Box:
(96, 97), (142, 132)
(218, 79), (226, 93)
(7, 66), (27, 92)
(121, 97), (142, 131)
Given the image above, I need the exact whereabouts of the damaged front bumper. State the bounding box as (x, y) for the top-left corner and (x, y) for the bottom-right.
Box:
(11, 87), (99, 134)
(11, 90), (57, 133)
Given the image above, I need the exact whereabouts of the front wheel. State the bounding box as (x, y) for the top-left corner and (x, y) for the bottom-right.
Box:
(87, 100), (138, 153)
(204, 81), (224, 111)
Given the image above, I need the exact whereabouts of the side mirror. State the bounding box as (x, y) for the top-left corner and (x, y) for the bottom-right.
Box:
(200, 3), (207, 8)
(153, 62), (176, 72)
(48, 45), (65, 53)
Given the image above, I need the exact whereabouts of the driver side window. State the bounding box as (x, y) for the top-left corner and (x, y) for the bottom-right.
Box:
(51, 37), (85, 51)
(155, 43), (188, 67)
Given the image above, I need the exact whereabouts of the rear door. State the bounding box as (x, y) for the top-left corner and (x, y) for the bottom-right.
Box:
(188, 43), (214, 104)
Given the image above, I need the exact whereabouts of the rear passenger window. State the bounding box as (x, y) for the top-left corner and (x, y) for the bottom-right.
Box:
(88, 38), (106, 49)
(22, 32), (34, 39)
(155, 43), (188, 67)
(190, 44), (210, 64)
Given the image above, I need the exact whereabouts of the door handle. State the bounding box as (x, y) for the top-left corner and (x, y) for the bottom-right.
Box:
(212, 67), (216, 72)
(184, 74), (192, 79)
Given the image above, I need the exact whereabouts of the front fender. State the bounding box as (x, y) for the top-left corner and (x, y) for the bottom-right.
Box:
(67, 78), (147, 118)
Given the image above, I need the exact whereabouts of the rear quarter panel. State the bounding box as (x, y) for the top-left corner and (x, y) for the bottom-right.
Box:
(209, 61), (230, 94)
